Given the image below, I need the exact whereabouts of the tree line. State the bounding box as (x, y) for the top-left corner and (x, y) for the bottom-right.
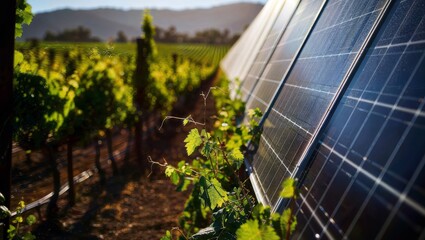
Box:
(39, 25), (240, 44)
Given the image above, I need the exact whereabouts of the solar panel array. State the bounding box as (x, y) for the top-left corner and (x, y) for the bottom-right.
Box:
(221, 0), (425, 238)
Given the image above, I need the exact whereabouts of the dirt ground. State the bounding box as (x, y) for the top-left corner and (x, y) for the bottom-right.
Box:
(20, 72), (220, 239)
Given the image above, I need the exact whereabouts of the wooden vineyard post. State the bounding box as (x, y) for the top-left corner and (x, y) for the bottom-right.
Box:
(0, 0), (16, 238)
(134, 38), (148, 171)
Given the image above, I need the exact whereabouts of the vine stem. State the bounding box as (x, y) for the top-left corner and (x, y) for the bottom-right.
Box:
(171, 227), (189, 240)
(217, 138), (250, 203)
(286, 199), (295, 240)
(158, 116), (204, 131)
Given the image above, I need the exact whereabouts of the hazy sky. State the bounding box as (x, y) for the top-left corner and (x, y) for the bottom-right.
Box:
(29, 0), (267, 13)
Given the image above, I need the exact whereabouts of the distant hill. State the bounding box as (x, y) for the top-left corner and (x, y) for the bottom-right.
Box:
(21, 3), (263, 41)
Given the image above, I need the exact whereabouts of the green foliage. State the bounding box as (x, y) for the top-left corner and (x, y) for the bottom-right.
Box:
(16, 0), (33, 38)
(199, 177), (229, 210)
(160, 74), (299, 240)
(184, 129), (203, 156)
(280, 178), (296, 199)
(141, 10), (157, 57)
(236, 220), (279, 240)
(13, 73), (62, 150)
(160, 230), (172, 240)
(5, 200), (37, 240)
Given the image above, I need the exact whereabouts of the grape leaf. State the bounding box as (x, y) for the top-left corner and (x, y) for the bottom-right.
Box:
(280, 178), (295, 199)
(14, 50), (24, 67)
(184, 128), (202, 156)
(160, 230), (172, 240)
(199, 177), (228, 209)
(183, 115), (191, 126)
(231, 148), (244, 161)
(236, 220), (279, 240)
(164, 166), (175, 177)
(26, 215), (36, 226)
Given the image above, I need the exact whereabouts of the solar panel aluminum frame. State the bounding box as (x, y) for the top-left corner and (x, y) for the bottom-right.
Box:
(240, 0), (301, 103)
(272, 0), (397, 213)
(245, 0), (330, 207)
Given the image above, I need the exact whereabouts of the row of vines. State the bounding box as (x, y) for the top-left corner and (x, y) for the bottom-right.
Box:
(5, 5), (229, 237)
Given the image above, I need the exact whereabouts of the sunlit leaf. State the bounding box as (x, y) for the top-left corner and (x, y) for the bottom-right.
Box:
(231, 148), (244, 161)
(184, 128), (202, 156)
(199, 177), (228, 209)
(26, 215), (37, 226)
(164, 166), (175, 177)
(236, 220), (279, 240)
(280, 178), (295, 199)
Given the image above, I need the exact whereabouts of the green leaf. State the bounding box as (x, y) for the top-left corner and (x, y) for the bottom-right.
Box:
(192, 226), (221, 239)
(280, 178), (295, 199)
(201, 141), (213, 157)
(7, 224), (16, 239)
(170, 172), (179, 185)
(183, 115), (191, 126)
(0, 192), (4, 203)
(22, 232), (36, 240)
(184, 128), (202, 156)
(14, 50), (24, 67)
(160, 230), (172, 240)
(199, 177), (228, 209)
(164, 166), (175, 177)
(236, 220), (279, 240)
(26, 214), (37, 226)
(231, 148), (244, 161)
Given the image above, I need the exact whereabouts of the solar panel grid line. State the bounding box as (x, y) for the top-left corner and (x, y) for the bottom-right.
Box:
(375, 38), (425, 49)
(347, 95), (425, 117)
(375, 155), (425, 239)
(240, 0), (301, 102)
(343, 50), (425, 239)
(282, 0), (396, 212)
(256, 0), (329, 128)
(299, 193), (336, 240)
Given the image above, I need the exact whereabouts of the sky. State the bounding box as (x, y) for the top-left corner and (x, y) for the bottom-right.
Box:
(29, 0), (267, 14)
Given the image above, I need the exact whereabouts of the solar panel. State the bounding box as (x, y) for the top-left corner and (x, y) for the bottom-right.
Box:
(240, 0), (300, 101)
(243, 0), (326, 113)
(292, 0), (425, 238)
(248, 0), (390, 209)
(221, 0), (425, 237)
(221, 0), (286, 83)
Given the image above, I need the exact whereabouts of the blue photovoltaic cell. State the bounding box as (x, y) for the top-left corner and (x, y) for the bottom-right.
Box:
(240, 0), (299, 101)
(250, 0), (388, 208)
(245, 0), (325, 113)
(293, 0), (425, 239)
